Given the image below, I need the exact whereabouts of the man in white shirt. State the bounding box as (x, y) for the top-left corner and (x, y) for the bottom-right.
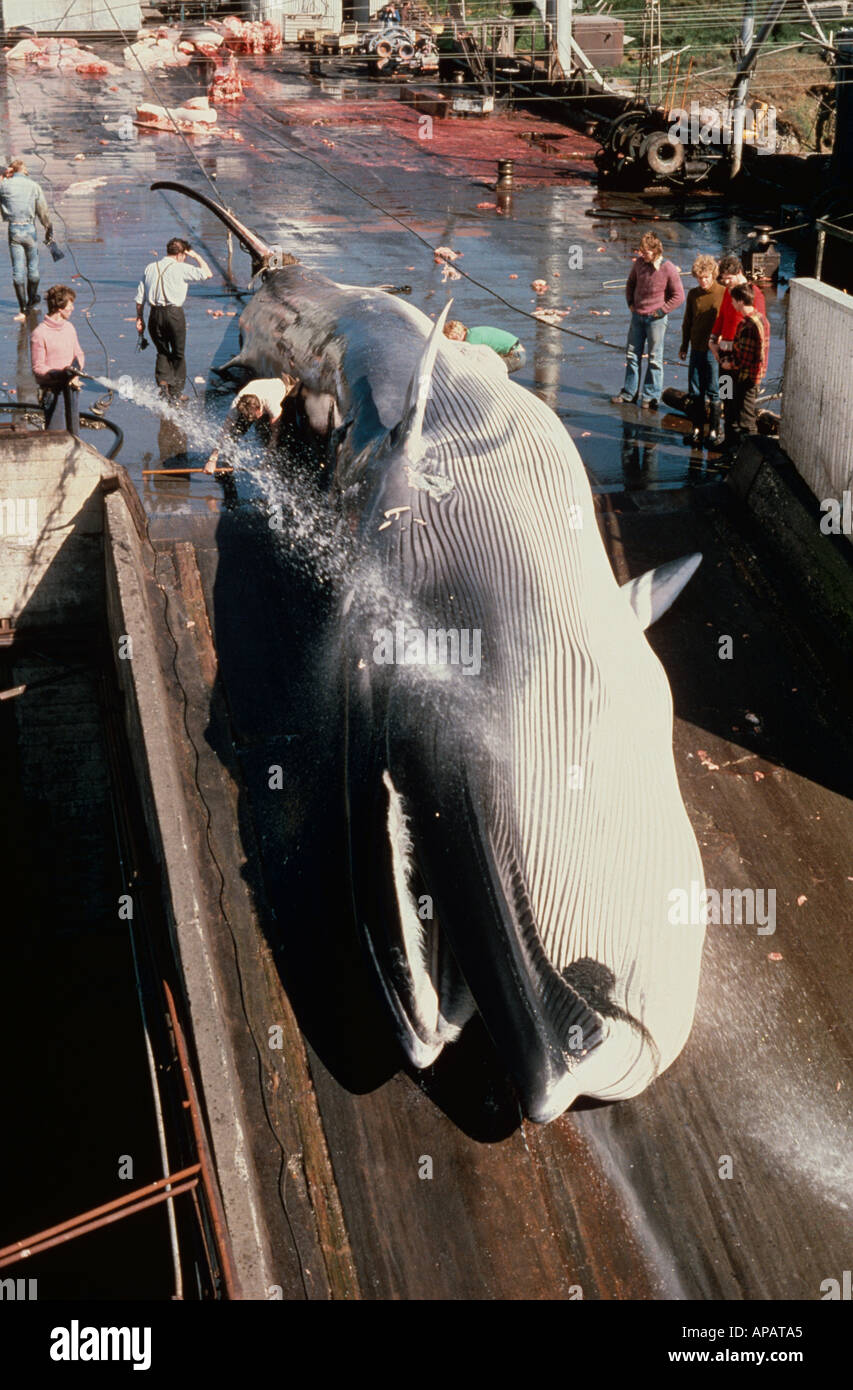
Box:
(135, 237), (212, 401)
(204, 375), (297, 472)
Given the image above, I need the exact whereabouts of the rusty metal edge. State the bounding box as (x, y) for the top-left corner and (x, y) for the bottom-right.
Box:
(101, 483), (276, 1299)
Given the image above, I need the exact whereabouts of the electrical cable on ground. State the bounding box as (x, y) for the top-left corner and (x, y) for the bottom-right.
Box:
(238, 94), (767, 367)
(239, 95), (628, 352)
(100, 0), (229, 207)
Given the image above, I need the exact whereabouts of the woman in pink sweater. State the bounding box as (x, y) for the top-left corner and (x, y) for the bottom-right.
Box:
(30, 284), (85, 435)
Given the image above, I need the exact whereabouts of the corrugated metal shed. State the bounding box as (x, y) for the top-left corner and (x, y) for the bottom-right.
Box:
(257, 0), (343, 42)
(1, 0), (141, 32)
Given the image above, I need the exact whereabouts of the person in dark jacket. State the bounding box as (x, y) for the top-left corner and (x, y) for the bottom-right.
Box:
(679, 254), (725, 447)
(611, 231), (684, 410)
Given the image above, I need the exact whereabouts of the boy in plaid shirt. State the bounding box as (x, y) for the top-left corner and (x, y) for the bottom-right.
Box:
(720, 283), (769, 451)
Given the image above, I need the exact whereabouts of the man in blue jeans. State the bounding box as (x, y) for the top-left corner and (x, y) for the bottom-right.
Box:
(0, 159), (54, 321)
(611, 231), (684, 411)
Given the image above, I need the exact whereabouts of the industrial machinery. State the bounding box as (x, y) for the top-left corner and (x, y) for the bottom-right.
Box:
(593, 104), (724, 189)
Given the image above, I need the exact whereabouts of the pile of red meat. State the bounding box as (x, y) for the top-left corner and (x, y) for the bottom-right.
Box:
(208, 55), (244, 103)
(213, 16), (282, 54)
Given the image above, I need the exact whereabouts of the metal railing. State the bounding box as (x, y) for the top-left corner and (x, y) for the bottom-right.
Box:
(814, 215), (853, 279)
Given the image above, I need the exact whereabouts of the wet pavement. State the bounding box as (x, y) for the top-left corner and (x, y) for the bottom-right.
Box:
(1, 48), (848, 1303)
(1, 49), (792, 499)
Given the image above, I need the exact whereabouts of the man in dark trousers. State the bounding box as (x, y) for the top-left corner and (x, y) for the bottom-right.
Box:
(611, 231), (684, 410)
(720, 282), (769, 455)
(135, 237), (212, 402)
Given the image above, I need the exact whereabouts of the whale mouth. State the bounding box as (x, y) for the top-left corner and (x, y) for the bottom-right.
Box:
(348, 695), (609, 1120)
(354, 770), (474, 1070)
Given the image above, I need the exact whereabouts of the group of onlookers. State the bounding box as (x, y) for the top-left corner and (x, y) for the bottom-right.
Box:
(612, 231), (770, 456)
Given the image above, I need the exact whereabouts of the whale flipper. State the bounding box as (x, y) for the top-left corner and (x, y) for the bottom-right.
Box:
(395, 303), (451, 465)
(622, 553), (702, 629)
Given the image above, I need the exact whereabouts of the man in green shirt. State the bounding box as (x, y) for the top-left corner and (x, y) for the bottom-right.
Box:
(444, 319), (526, 373)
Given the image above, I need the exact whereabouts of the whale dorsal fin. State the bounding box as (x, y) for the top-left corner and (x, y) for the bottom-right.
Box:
(622, 553), (702, 629)
(397, 302), (451, 465)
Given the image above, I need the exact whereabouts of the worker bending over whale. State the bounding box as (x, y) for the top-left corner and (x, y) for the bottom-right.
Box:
(443, 318), (526, 374)
(204, 373), (297, 472)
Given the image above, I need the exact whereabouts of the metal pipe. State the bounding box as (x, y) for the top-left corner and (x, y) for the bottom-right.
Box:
(0, 1181), (200, 1265)
(802, 0), (830, 46)
(672, 53), (683, 112)
(163, 981), (240, 1300)
(730, 0), (756, 179)
(730, 0), (789, 178)
(815, 223), (826, 279)
(0, 1166), (201, 1268)
(681, 56), (694, 114)
(662, 53), (673, 112)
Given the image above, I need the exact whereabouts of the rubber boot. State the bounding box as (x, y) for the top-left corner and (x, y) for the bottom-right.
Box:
(26, 278), (41, 309)
(13, 282), (27, 316)
(708, 402), (722, 448)
(682, 397), (702, 448)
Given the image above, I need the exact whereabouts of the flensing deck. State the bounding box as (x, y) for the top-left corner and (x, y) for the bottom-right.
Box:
(148, 480), (852, 1300)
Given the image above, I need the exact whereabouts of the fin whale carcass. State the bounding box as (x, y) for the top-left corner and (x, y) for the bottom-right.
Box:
(157, 181), (708, 1122)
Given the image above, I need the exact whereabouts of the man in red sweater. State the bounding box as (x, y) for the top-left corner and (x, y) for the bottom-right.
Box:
(30, 284), (85, 435)
(611, 231), (684, 411)
(708, 254), (766, 364)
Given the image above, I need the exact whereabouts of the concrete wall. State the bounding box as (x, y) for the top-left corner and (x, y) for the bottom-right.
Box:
(2, 0), (142, 32)
(780, 277), (853, 542)
(0, 433), (105, 630)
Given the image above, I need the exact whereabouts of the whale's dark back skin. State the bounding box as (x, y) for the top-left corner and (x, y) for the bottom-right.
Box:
(158, 182), (706, 1122)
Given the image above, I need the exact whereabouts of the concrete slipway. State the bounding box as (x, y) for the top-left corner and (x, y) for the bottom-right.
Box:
(0, 45), (850, 1301)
